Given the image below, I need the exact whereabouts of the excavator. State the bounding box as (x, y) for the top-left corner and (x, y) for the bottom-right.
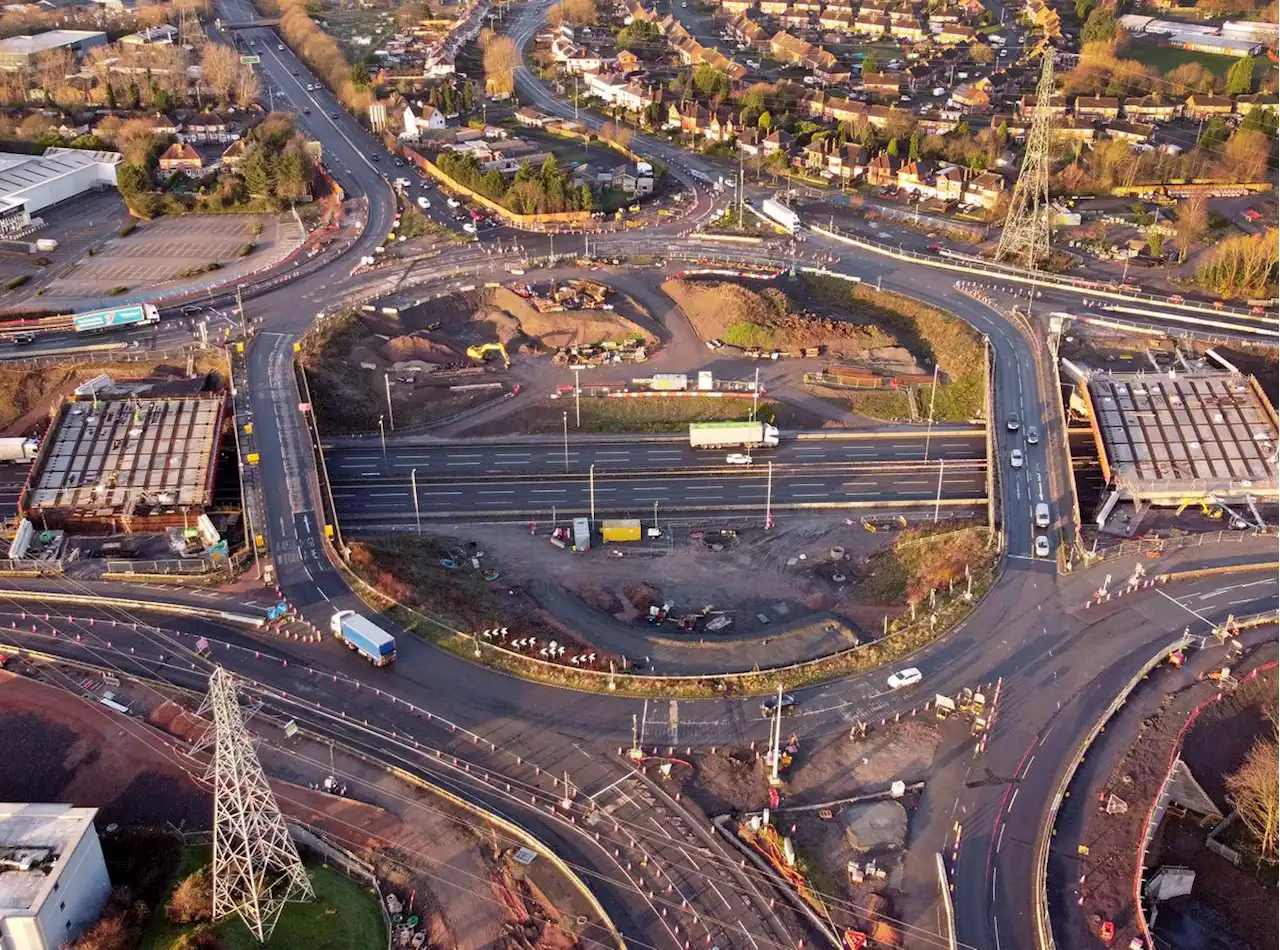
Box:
(465, 342), (510, 369)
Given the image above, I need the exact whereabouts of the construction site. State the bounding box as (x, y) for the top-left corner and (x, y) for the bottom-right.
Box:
(1062, 350), (1279, 534)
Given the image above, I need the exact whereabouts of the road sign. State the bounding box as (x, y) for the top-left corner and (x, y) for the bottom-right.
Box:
(283, 720), (298, 738)
(240, 54), (260, 64)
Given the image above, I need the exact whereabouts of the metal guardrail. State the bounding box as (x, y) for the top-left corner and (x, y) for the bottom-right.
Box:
(0, 558), (64, 575)
(0, 345), (202, 369)
(1033, 630), (1194, 950)
(105, 559), (221, 576)
(936, 853), (958, 950)
(0, 588), (264, 627)
(1064, 527), (1279, 572)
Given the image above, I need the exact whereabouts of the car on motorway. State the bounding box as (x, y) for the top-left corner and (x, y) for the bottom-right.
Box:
(447, 198), (461, 209)
(395, 159), (405, 167)
(887, 667), (922, 690)
(371, 154), (379, 161)
(1010, 449), (1024, 469)
(1035, 535), (1050, 558)
(725, 453), (753, 465)
(1035, 503), (1050, 528)
(277, 43), (284, 50)
(417, 197), (431, 209)
(1006, 415), (1020, 432)
(12, 333), (35, 345)
(760, 694), (797, 718)
(1026, 426), (1039, 444)
(303, 106), (311, 114)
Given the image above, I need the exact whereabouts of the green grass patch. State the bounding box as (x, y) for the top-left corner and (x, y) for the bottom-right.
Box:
(108, 285), (129, 295)
(858, 525), (990, 605)
(143, 850), (384, 950)
(849, 388), (913, 420)
(723, 321), (776, 349)
(804, 275), (986, 422)
(119, 222), (137, 237)
(1127, 44), (1238, 77)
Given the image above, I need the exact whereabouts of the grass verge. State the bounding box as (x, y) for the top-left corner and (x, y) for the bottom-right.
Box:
(849, 388), (914, 421)
(858, 524), (991, 604)
(555, 397), (778, 433)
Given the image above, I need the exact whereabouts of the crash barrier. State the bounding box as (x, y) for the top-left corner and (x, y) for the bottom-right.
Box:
(0, 589), (264, 628)
(936, 853), (957, 950)
(105, 559), (223, 577)
(1155, 560), (1279, 584)
(0, 558), (63, 576)
(1064, 527), (1279, 573)
(1033, 630), (1193, 950)
(0, 345), (196, 369)
(810, 224), (1270, 324)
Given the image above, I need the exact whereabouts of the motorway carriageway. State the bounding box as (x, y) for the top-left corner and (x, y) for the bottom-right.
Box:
(324, 430), (988, 476)
(330, 461), (988, 519)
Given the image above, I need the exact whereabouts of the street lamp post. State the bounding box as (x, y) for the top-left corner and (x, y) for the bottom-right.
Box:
(574, 367), (581, 428)
(751, 366), (761, 421)
(923, 363), (939, 462)
(379, 414), (386, 459)
(765, 461), (774, 530)
(410, 467), (421, 534)
(562, 411), (569, 471)
(933, 458), (945, 523)
(384, 373), (395, 430)
(589, 463), (596, 524)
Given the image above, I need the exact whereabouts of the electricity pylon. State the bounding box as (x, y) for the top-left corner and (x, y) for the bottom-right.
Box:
(199, 668), (314, 943)
(996, 52), (1055, 269)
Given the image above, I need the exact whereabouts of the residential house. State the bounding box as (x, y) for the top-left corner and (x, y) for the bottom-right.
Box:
(705, 108), (737, 142)
(890, 18), (926, 40)
(989, 113), (1028, 140)
(936, 23), (975, 43)
(158, 141), (201, 173)
(853, 13), (891, 34)
(584, 72), (654, 112)
(737, 127), (765, 155)
(515, 106), (553, 127)
(966, 169), (1004, 208)
(801, 136), (831, 170)
(1018, 94), (1068, 117)
(862, 72), (903, 97)
(918, 115), (959, 134)
(667, 101), (708, 136)
(866, 104), (911, 130)
(729, 13), (769, 46)
(721, 0), (754, 12)
(818, 10), (853, 29)
(1074, 96), (1120, 120)
(616, 50), (641, 72)
(897, 159), (937, 195)
(1122, 96), (1179, 122)
(933, 164), (965, 201)
(1183, 93), (1233, 120)
(819, 94), (870, 125)
(182, 114), (233, 144)
(402, 103), (446, 138)
(816, 63), (851, 84)
(759, 0), (788, 13)
(483, 142), (554, 174)
(1051, 117), (1096, 142)
(762, 128), (794, 153)
(781, 9), (813, 28)
(1024, 0), (1062, 38)
(827, 143), (869, 179)
(612, 165), (654, 194)
(793, 0), (823, 11)
(221, 138), (247, 170)
(1105, 121), (1154, 143)
(769, 31), (840, 70)
(1233, 93), (1273, 117)
(952, 78), (992, 111)
(867, 151), (902, 186)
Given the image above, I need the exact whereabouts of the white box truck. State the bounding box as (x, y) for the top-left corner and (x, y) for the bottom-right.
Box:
(760, 198), (801, 235)
(330, 610), (397, 666)
(0, 437), (38, 463)
(689, 421), (780, 449)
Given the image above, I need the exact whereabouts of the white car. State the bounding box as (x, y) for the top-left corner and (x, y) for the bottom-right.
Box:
(1026, 427), (1039, 445)
(725, 453), (754, 465)
(1010, 449), (1024, 469)
(887, 667), (923, 690)
(277, 43), (284, 51)
(1035, 535), (1050, 558)
(462, 222), (477, 233)
(417, 196), (431, 209)
(447, 198), (461, 209)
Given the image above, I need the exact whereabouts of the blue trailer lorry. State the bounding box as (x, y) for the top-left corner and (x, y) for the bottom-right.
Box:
(329, 610), (397, 665)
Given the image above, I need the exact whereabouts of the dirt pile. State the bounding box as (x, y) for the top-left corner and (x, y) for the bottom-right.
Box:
(661, 279), (897, 354)
(864, 891), (903, 947)
(485, 287), (655, 349)
(842, 800), (908, 853)
(383, 335), (459, 363)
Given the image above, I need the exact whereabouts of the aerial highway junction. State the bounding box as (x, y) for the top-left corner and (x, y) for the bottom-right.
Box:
(0, 8), (1277, 950)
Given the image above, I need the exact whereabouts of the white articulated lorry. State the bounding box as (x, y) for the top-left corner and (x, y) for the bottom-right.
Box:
(688, 421), (780, 449)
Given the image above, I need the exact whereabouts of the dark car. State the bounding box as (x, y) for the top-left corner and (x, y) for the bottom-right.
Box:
(760, 694), (798, 719)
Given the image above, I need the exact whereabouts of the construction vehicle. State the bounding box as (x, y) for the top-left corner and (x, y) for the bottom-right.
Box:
(465, 342), (510, 369)
(934, 694), (956, 721)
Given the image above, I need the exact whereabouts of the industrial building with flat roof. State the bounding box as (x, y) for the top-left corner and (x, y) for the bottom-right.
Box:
(0, 30), (107, 69)
(0, 803), (112, 950)
(23, 394), (226, 532)
(1076, 368), (1279, 527)
(0, 148), (121, 239)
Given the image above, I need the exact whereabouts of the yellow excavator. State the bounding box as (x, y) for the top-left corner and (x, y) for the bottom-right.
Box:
(465, 342), (510, 369)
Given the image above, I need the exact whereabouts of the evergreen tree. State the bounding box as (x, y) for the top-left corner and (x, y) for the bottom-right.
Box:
(887, 137), (899, 156)
(462, 82), (474, 111)
(908, 129), (923, 161)
(106, 84), (117, 109)
(758, 110), (772, 133)
(1225, 56), (1255, 96)
(242, 146), (273, 196)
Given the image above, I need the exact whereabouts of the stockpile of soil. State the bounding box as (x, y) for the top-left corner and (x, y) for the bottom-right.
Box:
(661, 279), (897, 354)
(485, 288), (655, 349)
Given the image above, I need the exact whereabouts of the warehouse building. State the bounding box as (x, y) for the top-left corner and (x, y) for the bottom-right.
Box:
(22, 394), (226, 533)
(0, 148), (121, 238)
(1073, 366), (1279, 529)
(0, 803), (113, 950)
(0, 30), (106, 70)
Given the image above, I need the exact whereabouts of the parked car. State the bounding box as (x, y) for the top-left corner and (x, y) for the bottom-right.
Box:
(760, 694), (798, 718)
(887, 668), (922, 690)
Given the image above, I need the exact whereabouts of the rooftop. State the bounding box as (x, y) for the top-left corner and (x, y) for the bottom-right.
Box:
(0, 29), (105, 57)
(1082, 369), (1279, 501)
(0, 804), (99, 913)
(26, 395), (224, 517)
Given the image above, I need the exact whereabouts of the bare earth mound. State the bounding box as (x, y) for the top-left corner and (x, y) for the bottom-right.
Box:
(661, 279), (897, 355)
(485, 287), (654, 349)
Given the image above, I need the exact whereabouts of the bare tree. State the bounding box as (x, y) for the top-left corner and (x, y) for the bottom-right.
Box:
(116, 117), (158, 165)
(1225, 712), (1279, 866)
(1172, 194), (1208, 264)
(201, 42), (239, 106)
(35, 47), (74, 103)
(233, 63), (260, 107)
(482, 35), (517, 98)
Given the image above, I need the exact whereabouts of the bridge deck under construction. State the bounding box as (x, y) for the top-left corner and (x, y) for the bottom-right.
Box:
(1080, 369), (1279, 506)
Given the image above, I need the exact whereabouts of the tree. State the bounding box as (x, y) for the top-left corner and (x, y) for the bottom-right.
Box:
(908, 129), (923, 161)
(349, 60), (370, 87)
(166, 868), (212, 926)
(1074, 0), (1095, 20)
(1199, 115), (1228, 150)
(693, 63), (729, 97)
(758, 110), (772, 133)
(1195, 228), (1279, 298)
(970, 43), (995, 64)
(1146, 229), (1163, 257)
(616, 19), (660, 50)
(201, 43), (239, 106)
(886, 137), (899, 156)
(1225, 55), (1256, 95)
(152, 88), (172, 112)
(1240, 106), (1278, 135)
(116, 163), (150, 199)
(106, 83), (117, 109)
(116, 118), (157, 166)
(1081, 8), (1117, 43)
(233, 65), (260, 107)
(861, 51), (881, 75)
(1225, 714), (1279, 866)
(481, 34), (517, 97)
(1172, 194), (1208, 263)
(242, 146), (274, 196)
(1221, 129), (1270, 182)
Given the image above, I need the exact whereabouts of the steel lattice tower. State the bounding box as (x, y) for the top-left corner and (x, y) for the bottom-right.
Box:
(996, 52), (1056, 269)
(200, 668), (314, 943)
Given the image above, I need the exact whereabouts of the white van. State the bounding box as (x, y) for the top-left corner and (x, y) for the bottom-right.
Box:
(1035, 503), (1050, 528)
